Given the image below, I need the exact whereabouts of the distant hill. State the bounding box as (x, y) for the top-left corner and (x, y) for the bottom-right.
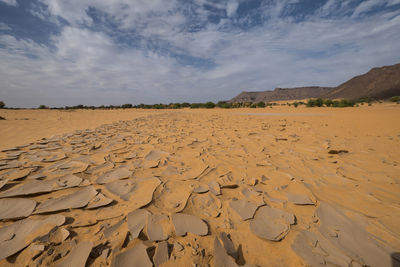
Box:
(229, 87), (333, 103)
(324, 63), (400, 100)
(229, 63), (400, 102)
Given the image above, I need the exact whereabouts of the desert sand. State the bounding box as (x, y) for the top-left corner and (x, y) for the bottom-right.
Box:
(0, 103), (399, 267)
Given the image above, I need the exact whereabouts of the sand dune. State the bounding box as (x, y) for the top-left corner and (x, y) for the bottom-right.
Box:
(0, 104), (399, 266)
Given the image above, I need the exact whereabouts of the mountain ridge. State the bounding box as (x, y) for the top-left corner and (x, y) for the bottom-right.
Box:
(229, 63), (400, 102)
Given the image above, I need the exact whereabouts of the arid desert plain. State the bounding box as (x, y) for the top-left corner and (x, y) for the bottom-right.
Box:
(0, 104), (399, 267)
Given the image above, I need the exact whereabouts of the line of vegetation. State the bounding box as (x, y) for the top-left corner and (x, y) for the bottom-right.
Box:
(306, 98), (356, 107)
(0, 96), (398, 110)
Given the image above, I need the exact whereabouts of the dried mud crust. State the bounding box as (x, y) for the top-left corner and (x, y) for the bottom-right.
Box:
(0, 111), (399, 267)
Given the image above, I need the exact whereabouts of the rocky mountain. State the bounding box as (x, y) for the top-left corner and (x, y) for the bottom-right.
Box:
(229, 63), (400, 102)
(229, 87), (333, 103)
(324, 63), (400, 100)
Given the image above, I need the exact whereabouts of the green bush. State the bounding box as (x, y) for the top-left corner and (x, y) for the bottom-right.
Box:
(306, 99), (323, 107)
(0, 101), (5, 109)
(181, 102), (190, 108)
(324, 99), (333, 107)
(250, 103), (257, 108)
(121, 104), (133, 108)
(293, 102), (298, 108)
(217, 101), (232, 108)
(190, 103), (203, 109)
(357, 97), (374, 103)
(205, 102), (215, 109)
(38, 105), (48, 109)
(256, 101), (266, 108)
(389, 96), (400, 102)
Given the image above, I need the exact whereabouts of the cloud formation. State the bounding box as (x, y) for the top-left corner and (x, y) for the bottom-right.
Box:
(0, 0), (400, 107)
(0, 0), (17, 7)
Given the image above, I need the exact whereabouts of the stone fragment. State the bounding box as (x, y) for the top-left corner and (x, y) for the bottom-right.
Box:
(229, 199), (258, 220)
(54, 160), (88, 174)
(86, 192), (113, 209)
(55, 240), (93, 267)
(190, 193), (221, 217)
(0, 180), (53, 197)
(209, 181), (221, 195)
(220, 232), (238, 259)
(153, 241), (169, 267)
(182, 163), (208, 180)
(0, 214), (65, 260)
(0, 198), (37, 220)
(142, 160), (159, 169)
(213, 237), (239, 267)
(85, 161), (114, 175)
(126, 177), (161, 208)
(146, 214), (170, 241)
(3, 168), (33, 181)
(286, 193), (315, 205)
(112, 242), (152, 267)
(172, 213), (208, 236)
(42, 152), (66, 162)
(127, 209), (150, 239)
(96, 167), (132, 184)
(105, 179), (136, 201)
(153, 180), (192, 212)
(145, 150), (169, 161)
(0, 174), (83, 198)
(0, 178), (8, 190)
(174, 242), (184, 252)
(35, 186), (97, 214)
(250, 206), (295, 241)
(51, 228), (70, 244)
(193, 184), (209, 193)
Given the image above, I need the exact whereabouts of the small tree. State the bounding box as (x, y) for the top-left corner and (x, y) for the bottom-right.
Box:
(38, 105), (48, 109)
(205, 102), (215, 109)
(256, 101), (266, 108)
(0, 101), (4, 109)
(121, 104), (133, 109)
(324, 99), (333, 107)
(389, 96), (400, 102)
(181, 102), (190, 108)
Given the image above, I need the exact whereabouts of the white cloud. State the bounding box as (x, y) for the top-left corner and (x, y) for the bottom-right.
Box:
(0, 22), (11, 30)
(0, 0), (17, 6)
(1, 1), (400, 107)
(352, 0), (400, 17)
(226, 0), (239, 17)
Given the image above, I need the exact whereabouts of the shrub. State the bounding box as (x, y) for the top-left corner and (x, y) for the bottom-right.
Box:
(181, 102), (190, 108)
(217, 101), (232, 108)
(190, 103), (203, 109)
(293, 102), (299, 108)
(250, 103), (257, 108)
(38, 105), (48, 109)
(389, 96), (400, 102)
(324, 99), (333, 107)
(306, 99), (314, 107)
(121, 104), (133, 109)
(205, 102), (215, 109)
(256, 101), (266, 108)
(357, 97), (374, 103)
(0, 101), (5, 109)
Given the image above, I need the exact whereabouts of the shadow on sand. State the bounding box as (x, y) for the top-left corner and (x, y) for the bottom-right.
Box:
(392, 252), (400, 267)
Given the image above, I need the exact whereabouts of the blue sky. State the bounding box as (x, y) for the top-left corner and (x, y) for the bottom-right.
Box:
(0, 0), (400, 107)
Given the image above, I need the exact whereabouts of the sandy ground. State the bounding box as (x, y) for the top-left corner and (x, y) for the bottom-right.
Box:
(0, 109), (154, 151)
(0, 103), (399, 266)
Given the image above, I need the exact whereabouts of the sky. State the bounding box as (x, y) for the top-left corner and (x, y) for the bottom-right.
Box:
(0, 0), (400, 107)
